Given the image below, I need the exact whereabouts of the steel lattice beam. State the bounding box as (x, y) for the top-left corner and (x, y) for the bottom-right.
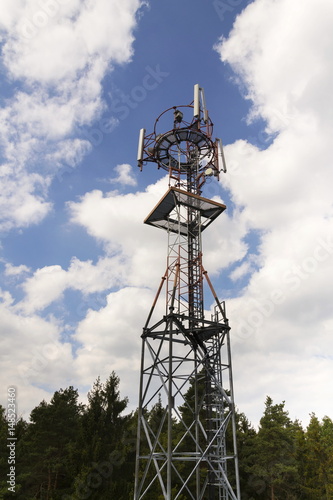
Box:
(134, 85), (241, 500)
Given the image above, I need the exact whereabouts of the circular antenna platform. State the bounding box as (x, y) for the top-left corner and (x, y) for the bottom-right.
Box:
(154, 126), (214, 172)
(139, 100), (219, 179)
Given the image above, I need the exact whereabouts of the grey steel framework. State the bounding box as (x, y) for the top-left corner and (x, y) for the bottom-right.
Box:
(134, 85), (240, 500)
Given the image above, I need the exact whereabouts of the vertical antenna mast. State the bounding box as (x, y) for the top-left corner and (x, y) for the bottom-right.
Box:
(134, 85), (240, 500)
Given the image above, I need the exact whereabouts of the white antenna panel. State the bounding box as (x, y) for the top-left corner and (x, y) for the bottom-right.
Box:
(200, 87), (209, 123)
(193, 84), (200, 118)
(137, 128), (145, 163)
(216, 138), (227, 173)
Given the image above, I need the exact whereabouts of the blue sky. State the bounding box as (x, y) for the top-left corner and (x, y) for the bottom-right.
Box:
(1, 0), (333, 428)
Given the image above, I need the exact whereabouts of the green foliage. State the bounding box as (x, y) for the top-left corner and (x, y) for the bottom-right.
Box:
(298, 414), (333, 499)
(16, 386), (83, 499)
(243, 396), (299, 500)
(1, 377), (333, 499)
(77, 371), (133, 499)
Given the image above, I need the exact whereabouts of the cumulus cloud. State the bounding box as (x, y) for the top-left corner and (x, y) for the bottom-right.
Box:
(17, 255), (131, 314)
(67, 175), (170, 283)
(109, 163), (138, 186)
(0, 0), (148, 418)
(214, 0), (333, 425)
(73, 287), (155, 387)
(0, 171), (186, 417)
(0, 0), (144, 230)
(229, 258), (255, 282)
(216, 0), (333, 134)
(4, 263), (31, 277)
(1, 0), (332, 428)
(0, 300), (74, 420)
(0, 172), (52, 231)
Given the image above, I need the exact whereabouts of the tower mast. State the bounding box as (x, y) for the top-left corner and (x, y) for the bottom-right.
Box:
(134, 85), (240, 500)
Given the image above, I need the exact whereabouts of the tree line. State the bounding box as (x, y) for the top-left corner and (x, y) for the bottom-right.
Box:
(0, 372), (332, 499)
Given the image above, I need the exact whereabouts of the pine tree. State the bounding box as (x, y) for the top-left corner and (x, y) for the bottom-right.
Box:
(234, 412), (258, 500)
(2, 374), (332, 499)
(16, 386), (83, 499)
(300, 414), (333, 499)
(73, 372), (132, 499)
(247, 396), (298, 500)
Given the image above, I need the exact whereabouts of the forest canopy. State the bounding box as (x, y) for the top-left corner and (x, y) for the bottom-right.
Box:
(1, 372), (332, 499)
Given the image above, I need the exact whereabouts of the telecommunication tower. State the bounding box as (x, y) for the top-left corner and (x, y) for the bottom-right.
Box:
(134, 85), (240, 500)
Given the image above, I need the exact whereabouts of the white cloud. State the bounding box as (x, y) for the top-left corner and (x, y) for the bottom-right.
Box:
(1, 0), (333, 428)
(0, 300), (74, 420)
(203, 207), (248, 276)
(0, 172), (52, 231)
(2, 0), (139, 83)
(67, 176), (169, 282)
(66, 174), (250, 290)
(109, 163), (137, 186)
(17, 255), (131, 314)
(73, 287), (154, 388)
(0, 0), (144, 230)
(0, 288), (14, 307)
(18, 264), (68, 313)
(229, 260), (252, 282)
(4, 263), (31, 276)
(216, 0), (333, 133)
(214, 0), (333, 425)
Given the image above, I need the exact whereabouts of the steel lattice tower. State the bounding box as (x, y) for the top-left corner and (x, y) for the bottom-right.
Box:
(134, 85), (240, 500)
